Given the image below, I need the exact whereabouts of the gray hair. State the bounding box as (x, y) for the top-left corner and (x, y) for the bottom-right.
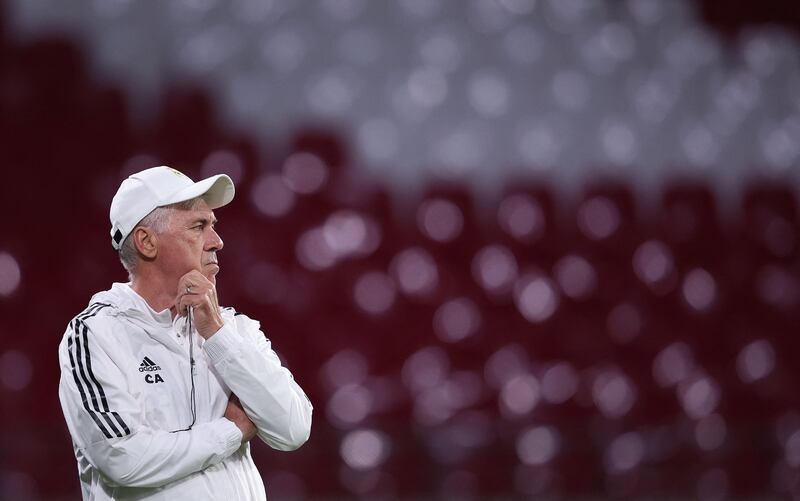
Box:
(118, 197), (205, 279)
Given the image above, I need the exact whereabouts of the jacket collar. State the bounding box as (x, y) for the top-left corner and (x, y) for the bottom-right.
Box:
(113, 283), (174, 325)
(89, 283), (202, 350)
(82, 283), (194, 354)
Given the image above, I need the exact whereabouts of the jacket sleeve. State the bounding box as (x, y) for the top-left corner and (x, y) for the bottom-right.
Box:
(58, 316), (243, 489)
(202, 313), (313, 451)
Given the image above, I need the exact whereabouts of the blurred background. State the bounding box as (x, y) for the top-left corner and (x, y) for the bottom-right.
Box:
(1, 0), (799, 499)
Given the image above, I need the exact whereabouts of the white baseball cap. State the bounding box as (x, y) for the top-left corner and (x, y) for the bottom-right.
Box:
(109, 166), (235, 250)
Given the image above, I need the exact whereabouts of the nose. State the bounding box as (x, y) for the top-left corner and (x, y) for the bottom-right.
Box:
(206, 227), (224, 252)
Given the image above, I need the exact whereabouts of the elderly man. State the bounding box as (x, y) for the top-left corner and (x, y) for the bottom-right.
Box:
(58, 166), (312, 500)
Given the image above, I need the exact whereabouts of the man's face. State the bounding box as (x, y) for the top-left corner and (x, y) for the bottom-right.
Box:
(157, 199), (223, 285)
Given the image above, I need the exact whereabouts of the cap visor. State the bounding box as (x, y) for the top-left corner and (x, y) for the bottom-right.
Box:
(165, 174), (235, 209)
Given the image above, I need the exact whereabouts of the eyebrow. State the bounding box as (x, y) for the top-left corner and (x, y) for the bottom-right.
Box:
(190, 217), (218, 226)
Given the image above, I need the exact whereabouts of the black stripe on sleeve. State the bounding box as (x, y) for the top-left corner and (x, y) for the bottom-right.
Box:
(68, 303), (131, 438)
(72, 328), (101, 409)
(79, 321), (131, 435)
(68, 334), (113, 439)
(76, 302), (110, 321)
(76, 321), (110, 410)
(74, 326), (125, 438)
(78, 304), (131, 436)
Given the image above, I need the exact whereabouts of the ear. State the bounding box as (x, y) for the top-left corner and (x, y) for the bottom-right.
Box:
(132, 227), (158, 260)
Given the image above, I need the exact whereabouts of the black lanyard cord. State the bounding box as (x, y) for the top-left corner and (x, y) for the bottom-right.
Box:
(170, 306), (197, 433)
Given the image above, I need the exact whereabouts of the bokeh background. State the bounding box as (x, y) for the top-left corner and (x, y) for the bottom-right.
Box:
(1, 0), (800, 499)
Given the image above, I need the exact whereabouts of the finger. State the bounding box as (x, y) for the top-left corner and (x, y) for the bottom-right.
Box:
(177, 280), (195, 300)
(175, 288), (197, 312)
(177, 275), (213, 299)
(177, 295), (190, 316)
(178, 271), (210, 292)
(177, 293), (203, 316)
(186, 270), (211, 286)
(178, 290), (214, 316)
(184, 284), (217, 305)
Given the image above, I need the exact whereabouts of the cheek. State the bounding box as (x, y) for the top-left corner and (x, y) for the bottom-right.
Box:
(168, 246), (202, 274)
(190, 238), (206, 261)
(161, 238), (202, 265)
(180, 233), (202, 250)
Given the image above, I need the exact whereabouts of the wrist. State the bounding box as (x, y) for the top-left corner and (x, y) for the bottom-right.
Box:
(203, 323), (239, 363)
(199, 317), (225, 339)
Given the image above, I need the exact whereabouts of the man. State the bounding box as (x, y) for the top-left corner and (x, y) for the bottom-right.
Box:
(58, 166), (313, 500)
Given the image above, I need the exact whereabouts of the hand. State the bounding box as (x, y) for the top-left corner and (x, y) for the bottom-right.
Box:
(225, 394), (256, 445)
(176, 270), (224, 339)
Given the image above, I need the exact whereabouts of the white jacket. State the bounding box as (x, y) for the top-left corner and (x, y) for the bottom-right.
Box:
(57, 282), (313, 500)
